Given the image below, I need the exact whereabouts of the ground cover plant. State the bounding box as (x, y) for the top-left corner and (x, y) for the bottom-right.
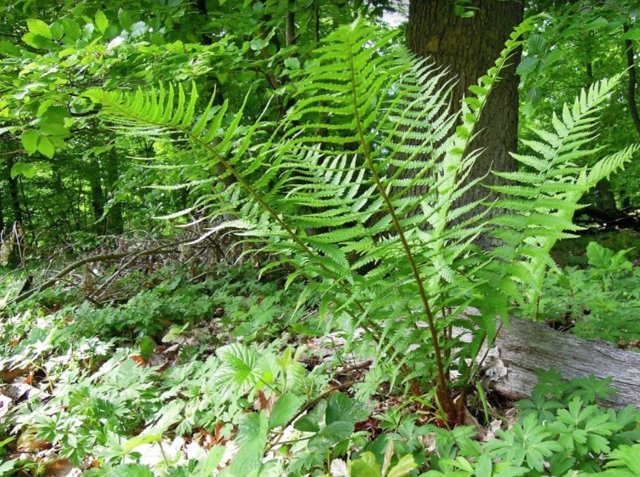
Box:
(3, 263), (640, 476)
(3, 1), (640, 476)
(539, 241), (640, 345)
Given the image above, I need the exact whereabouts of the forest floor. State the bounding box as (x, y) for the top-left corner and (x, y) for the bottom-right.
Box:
(2, 232), (640, 476)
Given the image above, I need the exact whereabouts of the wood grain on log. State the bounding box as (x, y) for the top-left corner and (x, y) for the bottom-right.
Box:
(481, 316), (640, 408)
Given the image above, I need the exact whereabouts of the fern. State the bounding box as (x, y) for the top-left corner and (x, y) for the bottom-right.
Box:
(84, 17), (637, 424)
(488, 76), (638, 313)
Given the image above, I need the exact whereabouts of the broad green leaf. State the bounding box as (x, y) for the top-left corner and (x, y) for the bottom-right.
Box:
(284, 57), (300, 70)
(10, 162), (37, 179)
(40, 121), (70, 137)
(21, 130), (39, 154)
(61, 18), (81, 42)
(250, 38), (269, 51)
(584, 16), (609, 31)
(350, 452), (381, 477)
(516, 57), (539, 77)
(37, 136), (55, 158)
(294, 400), (326, 433)
(623, 27), (640, 41)
(326, 392), (368, 425)
(23, 32), (50, 49)
(474, 454), (492, 477)
(118, 8), (133, 29)
(0, 40), (19, 56)
(229, 412), (268, 476)
(95, 10), (109, 33)
(308, 421), (354, 451)
(269, 393), (305, 429)
(27, 19), (51, 39)
(586, 242), (613, 269)
(50, 21), (64, 40)
(387, 455), (417, 477)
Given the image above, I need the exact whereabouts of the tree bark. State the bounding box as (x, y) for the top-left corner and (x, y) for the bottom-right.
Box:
(479, 316), (640, 408)
(285, 2), (295, 47)
(104, 152), (123, 234)
(5, 156), (22, 225)
(407, 0), (523, 211)
(623, 23), (640, 136)
(195, 0), (212, 45)
(88, 165), (106, 234)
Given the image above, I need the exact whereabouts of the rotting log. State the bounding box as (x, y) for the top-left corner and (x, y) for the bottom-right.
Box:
(479, 316), (640, 408)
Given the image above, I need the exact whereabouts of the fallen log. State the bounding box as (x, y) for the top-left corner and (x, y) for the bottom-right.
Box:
(480, 316), (640, 408)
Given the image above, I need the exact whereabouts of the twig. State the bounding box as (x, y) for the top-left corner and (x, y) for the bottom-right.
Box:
(6, 239), (191, 305)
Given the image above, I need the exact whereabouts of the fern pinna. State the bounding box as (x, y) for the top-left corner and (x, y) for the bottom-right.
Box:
(86, 18), (633, 426)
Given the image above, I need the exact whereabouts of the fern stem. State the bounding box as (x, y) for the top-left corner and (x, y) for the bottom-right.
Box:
(345, 38), (452, 412)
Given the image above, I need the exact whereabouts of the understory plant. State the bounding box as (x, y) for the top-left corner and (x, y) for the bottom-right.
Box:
(86, 18), (638, 428)
(416, 373), (640, 477)
(539, 241), (640, 343)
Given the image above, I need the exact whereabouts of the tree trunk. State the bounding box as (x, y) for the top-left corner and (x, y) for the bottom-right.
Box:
(0, 186), (4, 232)
(478, 316), (640, 408)
(104, 152), (123, 234)
(195, 0), (212, 45)
(407, 0), (523, 211)
(88, 165), (106, 234)
(6, 156), (23, 225)
(593, 178), (618, 216)
(285, 1), (295, 47)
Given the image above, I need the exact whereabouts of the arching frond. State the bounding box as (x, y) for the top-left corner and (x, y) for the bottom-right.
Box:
(489, 76), (637, 309)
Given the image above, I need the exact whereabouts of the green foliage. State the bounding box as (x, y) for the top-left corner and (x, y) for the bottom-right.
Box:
(520, 0), (640, 206)
(86, 17), (636, 425)
(489, 76), (640, 312)
(539, 241), (640, 343)
(349, 451), (417, 477)
(3, 245), (640, 477)
(3, 3), (640, 475)
(419, 375), (640, 477)
(0, 265), (318, 473)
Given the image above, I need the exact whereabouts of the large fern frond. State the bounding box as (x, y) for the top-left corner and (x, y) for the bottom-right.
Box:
(488, 75), (638, 309)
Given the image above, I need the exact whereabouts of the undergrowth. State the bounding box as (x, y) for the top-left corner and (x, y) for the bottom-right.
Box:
(2, 261), (640, 476)
(540, 241), (640, 345)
